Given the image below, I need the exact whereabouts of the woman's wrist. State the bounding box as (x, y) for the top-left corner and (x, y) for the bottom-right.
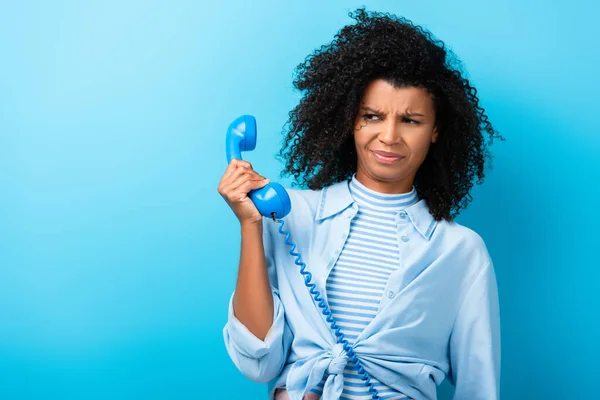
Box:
(240, 219), (263, 233)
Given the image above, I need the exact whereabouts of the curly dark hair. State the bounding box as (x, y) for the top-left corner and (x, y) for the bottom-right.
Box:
(278, 7), (504, 222)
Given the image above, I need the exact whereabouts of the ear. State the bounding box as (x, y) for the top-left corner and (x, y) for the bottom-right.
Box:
(431, 127), (439, 143)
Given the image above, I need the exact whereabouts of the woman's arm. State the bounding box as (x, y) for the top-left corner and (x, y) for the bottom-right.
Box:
(449, 260), (501, 399)
(233, 220), (274, 340)
(218, 159), (293, 382)
(223, 218), (293, 383)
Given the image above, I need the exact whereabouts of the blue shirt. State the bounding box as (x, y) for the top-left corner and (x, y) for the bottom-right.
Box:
(223, 179), (501, 400)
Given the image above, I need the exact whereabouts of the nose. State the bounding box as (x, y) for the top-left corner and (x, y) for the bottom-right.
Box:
(378, 118), (401, 146)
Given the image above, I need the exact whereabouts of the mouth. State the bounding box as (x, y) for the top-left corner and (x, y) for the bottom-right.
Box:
(371, 150), (405, 164)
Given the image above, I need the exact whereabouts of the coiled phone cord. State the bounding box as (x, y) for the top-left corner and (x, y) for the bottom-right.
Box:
(273, 214), (381, 399)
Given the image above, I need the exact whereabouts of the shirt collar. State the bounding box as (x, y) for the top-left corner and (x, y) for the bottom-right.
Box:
(315, 179), (438, 240)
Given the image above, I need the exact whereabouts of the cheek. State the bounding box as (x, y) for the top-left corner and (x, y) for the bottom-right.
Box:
(353, 127), (371, 150)
(407, 137), (434, 160)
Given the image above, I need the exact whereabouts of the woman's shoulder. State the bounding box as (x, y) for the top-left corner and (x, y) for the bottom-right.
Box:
(261, 184), (328, 251)
(286, 185), (323, 207)
(435, 217), (492, 266)
(285, 179), (349, 211)
(441, 219), (486, 246)
(262, 181), (344, 236)
(283, 184), (326, 224)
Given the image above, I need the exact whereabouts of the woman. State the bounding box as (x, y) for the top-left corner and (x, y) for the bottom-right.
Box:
(218, 8), (503, 400)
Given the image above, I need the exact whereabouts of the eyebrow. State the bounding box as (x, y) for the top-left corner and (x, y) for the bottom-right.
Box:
(360, 106), (426, 117)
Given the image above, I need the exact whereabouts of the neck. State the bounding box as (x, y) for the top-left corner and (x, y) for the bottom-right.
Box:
(354, 170), (415, 194)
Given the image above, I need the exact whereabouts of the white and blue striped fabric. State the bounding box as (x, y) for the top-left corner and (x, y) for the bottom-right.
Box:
(311, 176), (419, 399)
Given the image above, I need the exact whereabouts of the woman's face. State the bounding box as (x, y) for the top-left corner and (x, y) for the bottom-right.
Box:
(353, 79), (438, 193)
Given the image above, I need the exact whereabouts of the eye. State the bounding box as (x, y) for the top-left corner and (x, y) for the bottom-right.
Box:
(402, 117), (421, 125)
(362, 113), (381, 121)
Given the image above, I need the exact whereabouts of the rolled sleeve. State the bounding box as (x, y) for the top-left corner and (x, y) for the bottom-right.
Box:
(450, 261), (501, 400)
(223, 288), (291, 383)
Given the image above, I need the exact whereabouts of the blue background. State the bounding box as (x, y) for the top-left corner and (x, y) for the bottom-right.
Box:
(1, 0), (598, 398)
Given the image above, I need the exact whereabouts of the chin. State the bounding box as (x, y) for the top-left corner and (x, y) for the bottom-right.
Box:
(367, 168), (406, 182)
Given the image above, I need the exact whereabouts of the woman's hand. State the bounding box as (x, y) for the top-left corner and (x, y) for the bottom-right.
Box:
(217, 158), (270, 226)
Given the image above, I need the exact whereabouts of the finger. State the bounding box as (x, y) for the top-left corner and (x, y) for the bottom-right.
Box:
(222, 170), (250, 194)
(230, 158), (253, 172)
(224, 166), (263, 188)
(220, 161), (238, 183)
(221, 159), (253, 184)
(228, 179), (271, 202)
(219, 166), (263, 195)
(226, 172), (268, 194)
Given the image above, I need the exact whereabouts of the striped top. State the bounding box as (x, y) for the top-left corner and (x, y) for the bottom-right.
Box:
(312, 176), (419, 400)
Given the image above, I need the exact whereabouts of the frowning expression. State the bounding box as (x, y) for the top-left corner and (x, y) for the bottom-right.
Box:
(353, 79), (438, 193)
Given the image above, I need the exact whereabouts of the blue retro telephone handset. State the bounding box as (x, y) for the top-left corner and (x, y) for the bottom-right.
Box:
(226, 115), (292, 220)
(226, 115), (381, 399)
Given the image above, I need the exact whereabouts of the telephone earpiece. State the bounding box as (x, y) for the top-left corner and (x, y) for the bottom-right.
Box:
(226, 115), (291, 219)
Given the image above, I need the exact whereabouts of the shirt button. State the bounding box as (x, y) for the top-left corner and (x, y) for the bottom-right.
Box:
(387, 291), (395, 299)
(399, 211), (407, 219)
(401, 235), (409, 242)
